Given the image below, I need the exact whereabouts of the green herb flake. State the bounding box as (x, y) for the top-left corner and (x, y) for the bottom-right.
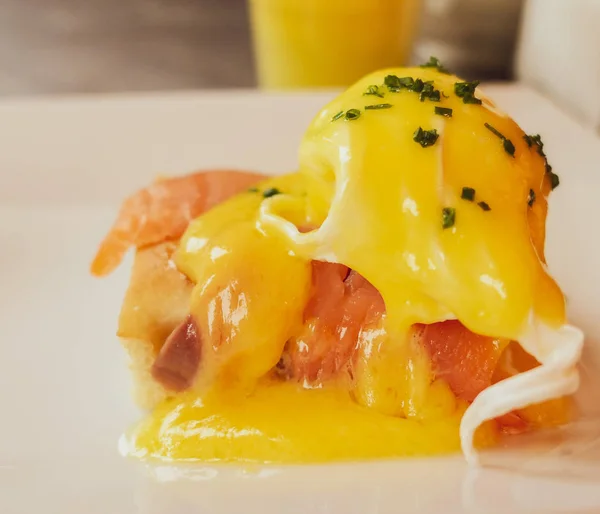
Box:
(247, 187), (259, 193)
(419, 83), (433, 100)
(442, 207), (456, 229)
(477, 201), (491, 212)
(384, 75), (403, 91)
(411, 78), (425, 93)
(524, 133), (559, 190)
(419, 81), (441, 102)
(331, 111), (344, 122)
(454, 80), (479, 97)
(420, 56), (450, 74)
(398, 76), (415, 88)
(463, 95), (483, 105)
(365, 103), (393, 110)
(434, 106), (453, 117)
(546, 163), (560, 190)
(454, 81), (482, 105)
(527, 188), (536, 207)
(345, 109), (361, 121)
(413, 127), (439, 148)
(524, 134), (545, 156)
(385, 74), (442, 101)
(484, 122), (515, 157)
(461, 187), (475, 201)
(364, 85), (384, 98)
(262, 187), (282, 198)
(503, 138), (516, 157)
(484, 122), (504, 139)
(385, 73), (444, 103)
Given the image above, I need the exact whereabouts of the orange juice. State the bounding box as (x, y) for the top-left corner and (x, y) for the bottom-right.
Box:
(249, 0), (422, 89)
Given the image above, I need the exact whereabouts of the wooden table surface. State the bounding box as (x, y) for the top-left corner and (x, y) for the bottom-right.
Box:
(0, 0), (255, 96)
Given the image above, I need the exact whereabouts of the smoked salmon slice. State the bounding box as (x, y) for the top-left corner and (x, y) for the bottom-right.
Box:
(283, 264), (506, 405)
(281, 263), (562, 432)
(282, 262), (385, 382)
(421, 320), (507, 403)
(90, 170), (266, 277)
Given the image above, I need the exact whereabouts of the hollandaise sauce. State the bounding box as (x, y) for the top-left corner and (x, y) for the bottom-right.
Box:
(262, 66), (564, 338)
(126, 380), (500, 462)
(113, 65), (581, 464)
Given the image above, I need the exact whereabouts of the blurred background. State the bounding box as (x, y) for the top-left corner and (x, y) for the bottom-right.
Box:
(0, 0), (597, 128)
(0, 0), (523, 95)
(0, 0), (255, 95)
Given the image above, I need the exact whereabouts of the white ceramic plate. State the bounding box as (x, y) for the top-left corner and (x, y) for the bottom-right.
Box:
(1, 86), (600, 514)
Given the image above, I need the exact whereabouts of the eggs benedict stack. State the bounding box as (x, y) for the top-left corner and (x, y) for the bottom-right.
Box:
(92, 62), (583, 464)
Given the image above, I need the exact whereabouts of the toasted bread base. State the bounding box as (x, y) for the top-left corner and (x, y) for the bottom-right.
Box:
(121, 337), (169, 410)
(118, 242), (193, 409)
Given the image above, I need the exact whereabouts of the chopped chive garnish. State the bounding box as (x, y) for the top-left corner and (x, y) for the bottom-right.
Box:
(248, 187), (259, 193)
(345, 109), (361, 120)
(461, 187), (475, 201)
(365, 103), (393, 110)
(463, 95), (483, 105)
(442, 207), (456, 229)
(454, 81), (479, 96)
(263, 187), (282, 198)
(385, 75), (423, 92)
(364, 85), (384, 98)
(385, 74), (441, 100)
(412, 78), (425, 93)
(384, 75), (403, 91)
(535, 136), (545, 156)
(484, 122), (515, 157)
(398, 76), (415, 88)
(478, 201), (491, 211)
(528, 188), (536, 207)
(413, 127), (439, 148)
(332, 109), (363, 122)
(419, 81), (441, 102)
(420, 56), (450, 74)
(546, 164), (560, 190)
(434, 106), (453, 117)
(524, 133), (560, 190)
(533, 134), (544, 153)
(484, 122), (504, 139)
(524, 134), (545, 156)
(503, 138), (516, 157)
(454, 81), (482, 104)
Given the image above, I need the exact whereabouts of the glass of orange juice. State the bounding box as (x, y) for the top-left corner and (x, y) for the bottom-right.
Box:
(248, 0), (422, 89)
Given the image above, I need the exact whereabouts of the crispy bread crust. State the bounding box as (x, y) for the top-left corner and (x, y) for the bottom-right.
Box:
(118, 242), (193, 409)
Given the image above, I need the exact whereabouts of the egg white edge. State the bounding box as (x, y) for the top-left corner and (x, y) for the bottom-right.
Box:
(460, 318), (584, 464)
